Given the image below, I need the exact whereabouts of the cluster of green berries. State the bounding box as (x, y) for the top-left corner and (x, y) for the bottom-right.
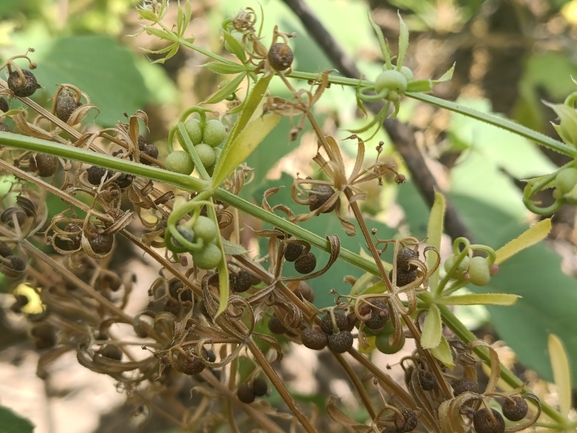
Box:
(443, 253), (498, 286)
(175, 215), (222, 270)
(165, 118), (227, 175)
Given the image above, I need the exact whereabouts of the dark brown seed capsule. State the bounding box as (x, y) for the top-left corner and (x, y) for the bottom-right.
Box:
(320, 311), (349, 335)
(396, 408), (418, 432)
(0, 241), (12, 257)
(89, 233), (114, 255)
(390, 269), (418, 287)
(473, 408), (505, 433)
(252, 378), (268, 397)
(364, 299), (389, 331)
(7, 255), (26, 271)
(294, 252), (316, 274)
(1, 207), (26, 227)
(268, 316), (288, 335)
(327, 330), (354, 353)
(31, 324), (57, 349)
(293, 281), (315, 303)
(308, 184), (338, 213)
(267, 42), (294, 71)
(233, 270), (253, 293)
(113, 173), (133, 188)
(237, 384), (256, 403)
(99, 344), (123, 361)
(284, 243), (304, 262)
(418, 370), (437, 391)
(16, 196), (36, 217)
(55, 91), (77, 122)
(397, 247), (419, 272)
(451, 377), (478, 396)
(170, 347), (207, 375)
(8, 69), (40, 97)
(501, 396), (528, 421)
(35, 153), (58, 177)
(87, 165), (113, 185)
(0, 97), (9, 112)
(141, 144), (159, 165)
(137, 135), (146, 150)
(301, 327), (328, 350)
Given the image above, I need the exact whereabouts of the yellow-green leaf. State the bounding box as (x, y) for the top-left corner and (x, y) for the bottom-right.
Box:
(203, 73), (246, 105)
(549, 334), (572, 418)
(211, 113), (280, 188)
(495, 218), (551, 264)
(202, 62), (246, 75)
(421, 303), (442, 349)
(431, 335), (455, 369)
(440, 293), (520, 306)
(221, 239), (248, 256)
(427, 192), (445, 287)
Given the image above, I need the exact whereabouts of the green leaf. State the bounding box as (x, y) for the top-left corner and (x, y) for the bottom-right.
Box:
(144, 26), (171, 40)
(549, 334), (572, 418)
(495, 218), (551, 264)
(221, 239), (248, 256)
(396, 11), (409, 69)
(222, 31), (247, 62)
(440, 293), (520, 306)
(35, 35), (150, 127)
(427, 192), (445, 288)
(203, 73), (246, 104)
(211, 113), (280, 188)
(406, 79), (433, 93)
(431, 335), (455, 368)
(202, 62), (246, 75)
(421, 303), (442, 349)
(0, 406), (34, 433)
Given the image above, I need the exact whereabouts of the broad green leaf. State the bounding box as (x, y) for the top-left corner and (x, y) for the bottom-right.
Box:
(549, 334), (572, 418)
(202, 73), (246, 104)
(427, 192), (445, 287)
(421, 303), (442, 349)
(0, 406), (34, 433)
(431, 335), (455, 368)
(211, 113), (280, 188)
(35, 35), (150, 126)
(495, 218), (551, 264)
(440, 293), (520, 306)
(202, 62), (246, 75)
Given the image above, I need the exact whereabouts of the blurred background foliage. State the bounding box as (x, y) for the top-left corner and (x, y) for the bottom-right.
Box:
(4, 0), (577, 431)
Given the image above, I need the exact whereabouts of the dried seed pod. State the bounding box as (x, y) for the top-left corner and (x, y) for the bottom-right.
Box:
(252, 378), (268, 397)
(31, 323), (57, 349)
(390, 269), (418, 287)
(284, 243), (304, 262)
(364, 299), (389, 331)
(418, 370), (437, 391)
(16, 196), (36, 217)
(8, 69), (40, 97)
(88, 233), (114, 255)
(267, 316), (288, 335)
(99, 344), (123, 361)
(0, 241), (12, 257)
(141, 144), (159, 165)
(396, 408), (418, 432)
(137, 135), (146, 150)
(451, 377), (478, 396)
(501, 396), (528, 421)
(87, 166), (113, 185)
(397, 247), (419, 272)
(320, 311), (349, 335)
(169, 280), (192, 302)
(473, 408), (505, 433)
(308, 184), (338, 213)
(232, 270), (252, 293)
(55, 91), (77, 122)
(294, 252), (316, 274)
(1, 207), (26, 227)
(170, 346), (208, 375)
(301, 327), (328, 350)
(237, 384), (256, 403)
(64, 223), (82, 250)
(35, 153), (58, 177)
(7, 256), (26, 272)
(327, 330), (354, 353)
(113, 173), (133, 188)
(267, 42), (294, 71)
(0, 97), (8, 113)
(293, 281), (315, 303)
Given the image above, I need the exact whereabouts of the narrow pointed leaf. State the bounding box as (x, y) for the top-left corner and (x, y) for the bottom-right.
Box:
(495, 218), (551, 264)
(431, 335), (455, 368)
(421, 303), (442, 349)
(222, 31), (247, 62)
(144, 26), (170, 40)
(211, 113), (280, 188)
(406, 79), (434, 93)
(369, 13), (391, 68)
(221, 239), (248, 256)
(549, 334), (572, 418)
(202, 62), (246, 75)
(427, 192), (445, 287)
(202, 73), (246, 104)
(396, 11), (409, 68)
(434, 63), (455, 83)
(440, 293), (520, 306)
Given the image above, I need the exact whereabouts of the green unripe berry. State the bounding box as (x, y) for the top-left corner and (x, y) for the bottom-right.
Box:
(203, 119), (227, 147)
(165, 150), (194, 175)
(183, 118), (203, 145)
(375, 70), (408, 95)
(443, 254), (470, 279)
(192, 216), (218, 243)
(556, 167), (577, 196)
(467, 256), (491, 286)
(192, 242), (222, 269)
(400, 65), (414, 82)
(375, 332), (405, 354)
(195, 143), (216, 168)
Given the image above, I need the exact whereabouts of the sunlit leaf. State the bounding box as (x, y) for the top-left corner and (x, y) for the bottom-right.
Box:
(440, 293), (520, 306)
(495, 218), (551, 264)
(427, 192), (445, 287)
(202, 73), (246, 104)
(421, 303), (442, 349)
(549, 334), (572, 418)
(431, 335), (454, 368)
